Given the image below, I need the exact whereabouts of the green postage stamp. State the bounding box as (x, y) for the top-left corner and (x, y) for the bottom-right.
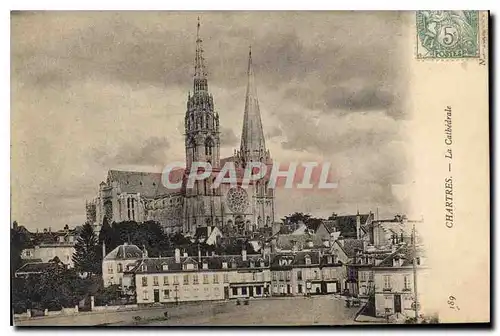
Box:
(416, 10), (480, 59)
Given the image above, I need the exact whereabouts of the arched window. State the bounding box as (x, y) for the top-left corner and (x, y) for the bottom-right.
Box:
(189, 138), (196, 156)
(205, 138), (214, 156)
(104, 201), (113, 222)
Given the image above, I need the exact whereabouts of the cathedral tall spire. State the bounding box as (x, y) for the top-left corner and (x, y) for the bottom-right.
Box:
(185, 17), (219, 171)
(240, 47), (267, 163)
(194, 17), (208, 93)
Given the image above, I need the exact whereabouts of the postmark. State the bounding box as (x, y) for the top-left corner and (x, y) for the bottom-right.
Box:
(416, 10), (480, 59)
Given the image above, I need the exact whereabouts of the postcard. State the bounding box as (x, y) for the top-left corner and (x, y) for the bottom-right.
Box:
(11, 11), (490, 326)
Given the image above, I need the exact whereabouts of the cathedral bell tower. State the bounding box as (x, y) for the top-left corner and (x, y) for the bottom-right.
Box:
(183, 18), (222, 234)
(185, 18), (220, 170)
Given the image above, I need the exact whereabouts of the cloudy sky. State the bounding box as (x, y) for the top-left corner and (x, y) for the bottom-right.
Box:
(11, 11), (413, 230)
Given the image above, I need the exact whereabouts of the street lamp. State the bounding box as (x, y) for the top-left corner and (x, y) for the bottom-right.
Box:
(411, 220), (419, 321)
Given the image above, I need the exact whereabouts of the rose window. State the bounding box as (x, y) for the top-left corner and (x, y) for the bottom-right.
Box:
(226, 187), (249, 214)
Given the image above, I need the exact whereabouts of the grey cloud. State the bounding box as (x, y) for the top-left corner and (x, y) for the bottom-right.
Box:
(93, 136), (170, 167)
(266, 126), (282, 139)
(220, 127), (239, 147)
(279, 112), (400, 155)
(12, 12), (408, 120)
(323, 86), (395, 112)
(11, 12), (412, 229)
(277, 108), (409, 212)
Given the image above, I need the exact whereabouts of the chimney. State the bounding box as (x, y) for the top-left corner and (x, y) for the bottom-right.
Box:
(175, 248), (181, 263)
(242, 249), (247, 261)
(207, 226), (212, 237)
(198, 245), (202, 263)
(48, 226), (52, 233)
(183, 251), (188, 258)
(142, 245), (148, 258)
(102, 241), (106, 258)
(356, 213), (361, 239)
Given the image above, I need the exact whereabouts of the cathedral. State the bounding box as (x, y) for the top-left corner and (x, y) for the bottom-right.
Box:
(86, 20), (275, 236)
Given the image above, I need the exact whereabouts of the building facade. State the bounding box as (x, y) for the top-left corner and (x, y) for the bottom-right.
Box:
(21, 228), (78, 268)
(86, 20), (275, 236)
(102, 243), (145, 288)
(131, 249), (271, 305)
(372, 245), (427, 318)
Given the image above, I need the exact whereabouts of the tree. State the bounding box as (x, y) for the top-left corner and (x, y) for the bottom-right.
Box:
(141, 221), (170, 257)
(328, 213), (338, 220)
(281, 212), (312, 227)
(98, 217), (115, 253)
(11, 221), (30, 277)
(169, 232), (191, 247)
(94, 284), (122, 306)
(72, 223), (100, 276)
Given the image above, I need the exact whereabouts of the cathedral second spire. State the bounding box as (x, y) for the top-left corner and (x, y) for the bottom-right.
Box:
(239, 46), (268, 164)
(194, 17), (208, 93)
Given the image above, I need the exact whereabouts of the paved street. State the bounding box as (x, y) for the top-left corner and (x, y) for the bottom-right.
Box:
(15, 295), (361, 326)
(128, 295), (359, 326)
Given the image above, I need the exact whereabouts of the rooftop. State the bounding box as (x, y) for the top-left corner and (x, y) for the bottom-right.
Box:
(104, 243), (144, 261)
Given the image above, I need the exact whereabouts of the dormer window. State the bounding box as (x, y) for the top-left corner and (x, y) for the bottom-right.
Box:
(327, 256), (333, 264)
(162, 264), (169, 271)
(305, 255), (311, 266)
(141, 264), (147, 272)
(260, 260), (265, 267)
(250, 260), (255, 268)
(184, 263), (195, 271)
(231, 261), (237, 269)
(203, 262), (208, 269)
(222, 262), (228, 269)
